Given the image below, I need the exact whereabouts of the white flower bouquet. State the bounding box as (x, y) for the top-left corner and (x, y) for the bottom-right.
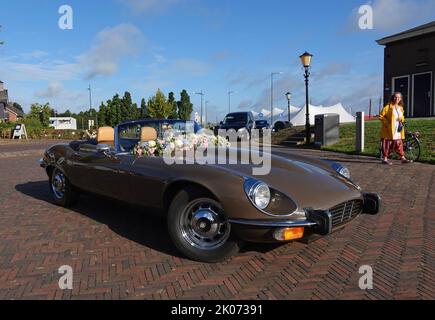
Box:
(133, 131), (230, 157)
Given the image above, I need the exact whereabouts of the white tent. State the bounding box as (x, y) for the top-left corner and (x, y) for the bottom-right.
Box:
(272, 107), (284, 117)
(290, 103), (355, 126)
(274, 106), (301, 120)
(259, 109), (271, 118)
(288, 105), (301, 114)
(253, 106), (300, 121)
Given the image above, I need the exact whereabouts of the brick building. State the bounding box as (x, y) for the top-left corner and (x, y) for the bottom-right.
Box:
(0, 80), (7, 120)
(0, 81), (24, 122)
(377, 21), (435, 118)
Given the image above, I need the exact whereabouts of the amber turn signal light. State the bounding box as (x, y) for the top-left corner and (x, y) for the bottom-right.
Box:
(273, 227), (305, 241)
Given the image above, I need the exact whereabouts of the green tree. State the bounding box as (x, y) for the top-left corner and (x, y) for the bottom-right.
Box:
(167, 92), (178, 119)
(121, 91), (132, 121)
(98, 102), (107, 127)
(59, 109), (72, 117)
(177, 90), (193, 120)
(140, 98), (147, 118)
(40, 103), (52, 127)
(122, 91), (140, 121)
(106, 94), (122, 126)
(147, 89), (173, 119)
(27, 102), (52, 127)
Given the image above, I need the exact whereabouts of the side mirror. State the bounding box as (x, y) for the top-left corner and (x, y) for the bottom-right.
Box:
(220, 121), (223, 125)
(96, 144), (111, 153)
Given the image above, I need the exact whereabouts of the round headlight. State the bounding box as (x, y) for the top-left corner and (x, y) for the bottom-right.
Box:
(252, 183), (271, 210)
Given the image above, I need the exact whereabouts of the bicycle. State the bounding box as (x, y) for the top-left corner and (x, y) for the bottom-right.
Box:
(379, 122), (422, 162)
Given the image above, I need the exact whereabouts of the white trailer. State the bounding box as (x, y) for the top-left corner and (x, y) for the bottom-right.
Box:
(49, 117), (77, 130)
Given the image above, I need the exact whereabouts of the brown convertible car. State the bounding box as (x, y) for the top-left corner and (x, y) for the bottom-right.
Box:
(40, 119), (381, 262)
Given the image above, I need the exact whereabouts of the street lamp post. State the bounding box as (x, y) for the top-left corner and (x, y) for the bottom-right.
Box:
(88, 84), (92, 111)
(195, 91), (204, 127)
(270, 72), (283, 128)
(299, 52), (313, 144)
(205, 100), (209, 127)
(88, 84), (98, 129)
(0, 25), (4, 46)
(285, 92), (292, 124)
(228, 91), (236, 114)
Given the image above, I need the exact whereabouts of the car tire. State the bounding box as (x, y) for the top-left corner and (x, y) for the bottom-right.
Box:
(49, 167), (79, 207)
(274, 122), (285, 132)
(167, 186), (241, 263)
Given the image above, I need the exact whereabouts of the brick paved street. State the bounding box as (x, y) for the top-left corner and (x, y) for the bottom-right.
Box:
(0, 140), (434, 300)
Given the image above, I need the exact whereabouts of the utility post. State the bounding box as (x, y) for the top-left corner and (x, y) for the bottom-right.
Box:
(0, 25), (4, 46)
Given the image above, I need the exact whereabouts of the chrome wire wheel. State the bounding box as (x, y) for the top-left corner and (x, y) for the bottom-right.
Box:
(51, 168), (66, 199)
(179, 199), (231, 251)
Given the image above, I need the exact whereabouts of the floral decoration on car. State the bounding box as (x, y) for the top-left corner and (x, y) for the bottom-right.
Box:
(132, 132), (230, 157)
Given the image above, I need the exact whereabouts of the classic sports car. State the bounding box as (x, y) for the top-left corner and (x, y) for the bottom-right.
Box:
(40, 119), (381, 263)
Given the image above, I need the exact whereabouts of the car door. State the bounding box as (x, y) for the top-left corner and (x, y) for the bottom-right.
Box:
(68, 145), (131, 201)
(121, 155), (169, 209)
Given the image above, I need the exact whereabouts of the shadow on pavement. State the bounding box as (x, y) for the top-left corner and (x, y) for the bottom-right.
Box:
(15, 180), (182, 259)
(15, 181), (282, 260)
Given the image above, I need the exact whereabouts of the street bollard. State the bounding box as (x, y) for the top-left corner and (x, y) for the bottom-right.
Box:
(356, 112), (364, 153)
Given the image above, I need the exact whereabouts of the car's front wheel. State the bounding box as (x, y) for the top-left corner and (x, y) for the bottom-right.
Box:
(168, 187), (241, 263)
(49, 167), (79, 207)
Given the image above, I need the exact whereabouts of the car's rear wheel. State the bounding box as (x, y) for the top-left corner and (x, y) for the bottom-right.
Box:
(167, 187), (241, 263)
(49, 167), (78, 207)
(274, 122), (285, 132)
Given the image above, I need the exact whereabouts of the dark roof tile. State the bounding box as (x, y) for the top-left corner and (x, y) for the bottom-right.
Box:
(377, 20), (435, 45)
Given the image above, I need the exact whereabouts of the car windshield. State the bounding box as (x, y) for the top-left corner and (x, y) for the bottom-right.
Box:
(224, 114), (247, 124)
(117, 120), (200, 153)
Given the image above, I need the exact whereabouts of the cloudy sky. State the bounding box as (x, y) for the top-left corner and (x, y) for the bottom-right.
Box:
(0, 0), (434, 121)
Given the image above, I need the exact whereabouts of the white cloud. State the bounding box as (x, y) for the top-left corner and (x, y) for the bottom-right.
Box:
(35, 82), (64, 98)
(210, 50), (230, 63)
(0, 60), (80, 82)
(133, 77), (172, 93)
(153, 53), (166, 63)
(226, 70), (253, 86)
(169, 58), (210, 76)
(119, 0), (184, 13)
(238, 99), (254, 110)
(316, 73), (383, 115)
(314, 63), (351, 81)
(347, 0), (435, 32)
(142, 54), (211, 87)
(19, 50), (49, 60)
(1, 24), (146, 82)
(251, 72), (301, 110)
(78, 23), (146, 79)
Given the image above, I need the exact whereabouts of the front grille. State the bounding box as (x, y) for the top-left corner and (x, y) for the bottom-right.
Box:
(330, 200), (363, 227)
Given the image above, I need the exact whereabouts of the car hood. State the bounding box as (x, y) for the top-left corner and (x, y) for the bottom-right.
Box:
(219, 122), (247, 130)
(208, 148), (362, 211)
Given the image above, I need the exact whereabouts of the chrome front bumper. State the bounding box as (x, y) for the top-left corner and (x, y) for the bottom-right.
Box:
(228, 219), (317, 228)
(230, 193), (382, 237)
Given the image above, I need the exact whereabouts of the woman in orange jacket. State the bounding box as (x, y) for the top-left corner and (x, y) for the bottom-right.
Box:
(379, 92), (412, 165)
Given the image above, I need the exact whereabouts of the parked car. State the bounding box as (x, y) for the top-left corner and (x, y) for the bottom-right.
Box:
(218, 112), (256, 139)
(255, 120), (270, 130)
(273, 120), (292, 132)
(134, 119), (202, 136)
(40, 119), (381, 263)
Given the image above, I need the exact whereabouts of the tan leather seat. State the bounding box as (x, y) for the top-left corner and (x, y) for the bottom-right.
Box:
(140, 127), (157, 142)
(97, 127), (115, 147)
